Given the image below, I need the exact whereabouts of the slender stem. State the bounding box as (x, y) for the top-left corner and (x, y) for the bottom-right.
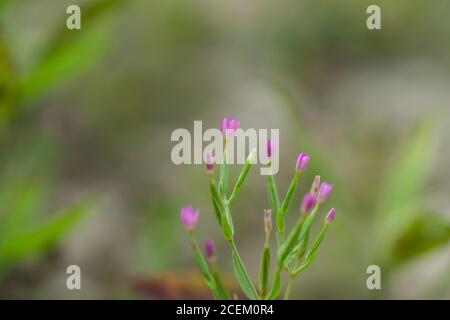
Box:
(219, 138), (229, 199)
(284, 275), (294, 300)
(210, 260), (230, 299)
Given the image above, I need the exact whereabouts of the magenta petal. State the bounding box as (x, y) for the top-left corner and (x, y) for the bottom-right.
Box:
(318, 182), (333, 202)
(296, 152), (309, 172)
(180, 206), (199, 229)
(220, 118), (228, 134)
(326, 208), (336, 223)
(204, 239), (216, 259)
(300, 193), (316, 214)
(267, 139), (273, 158)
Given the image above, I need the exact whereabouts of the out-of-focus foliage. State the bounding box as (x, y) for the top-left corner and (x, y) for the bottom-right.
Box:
(0, 137), (92, 281)
(20, 0), (124, 103)
(0, 0), (124, 286)
(375, 121), (448, 269)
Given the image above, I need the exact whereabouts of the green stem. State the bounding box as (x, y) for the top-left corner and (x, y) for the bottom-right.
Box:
(210, 260), (230, 299)
(219, 139), (229, 199)
(284, 275), (294, 300)
(188, 231), (223, 298)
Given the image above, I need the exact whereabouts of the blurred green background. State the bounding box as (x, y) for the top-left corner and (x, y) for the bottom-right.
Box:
(0, 0), (449, 299)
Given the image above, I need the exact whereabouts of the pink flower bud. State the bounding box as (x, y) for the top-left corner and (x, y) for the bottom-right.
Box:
(295, 152), (309, 172)
(300, 193), (316, 214)
(220, 117), (240, 136)
(266, 139), (273, 158)
(317, 182), (333, 203)
(205, 152), (214, 173)
(326, 208), (336, 223)
(310, 175), (321, 195)
(204, 239), (216, 259)
(180, 206), (199, 230)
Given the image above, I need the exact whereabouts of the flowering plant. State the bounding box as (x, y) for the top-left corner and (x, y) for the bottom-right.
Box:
(180, 118), (337, 300)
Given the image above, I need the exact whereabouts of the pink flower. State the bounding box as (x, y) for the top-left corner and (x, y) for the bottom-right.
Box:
(300, 193), (316, 214)
(317, 182), (333, 203)
(220, 117), (240, 136)
(326, 208), (336, 223)
(266, 139), (273, 158)
(295, 152), (309, 172)
(180, 206), (199, 229)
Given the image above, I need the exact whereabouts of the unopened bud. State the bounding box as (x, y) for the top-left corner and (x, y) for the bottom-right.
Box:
(311, 175), (321, 195)
(264, 209), (272, 235)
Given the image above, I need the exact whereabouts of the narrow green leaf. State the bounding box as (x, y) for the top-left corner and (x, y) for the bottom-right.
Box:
(192, 245), (211, 281)
(258, 247), (271, 298)
(231, 250), (258, 300)
(221, 212), (233, 240)
(266, 269), (281, 300)
(284, 242), (301, 267)
(211, 269), (230, 300)
(276, 171), (300, 234)
(278, 205), (318, 266)
(228, 151), (255, 204)
(209, 179), (223, 224)
(293, 223), (329, 275)
(277, 216), (304, 266)
(211, 195), (222, 225)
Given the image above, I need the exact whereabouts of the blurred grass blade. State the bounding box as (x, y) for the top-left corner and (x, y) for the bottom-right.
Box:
(0, 182), (47, 240)
(390, 212), (450, 265)
(0, 201), (92, 266)
(20, 0), (125, 102)
(376, 120), (438, 257)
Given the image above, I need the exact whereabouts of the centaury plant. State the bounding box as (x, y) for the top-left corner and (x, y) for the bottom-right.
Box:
(180, 118), (337, 300)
